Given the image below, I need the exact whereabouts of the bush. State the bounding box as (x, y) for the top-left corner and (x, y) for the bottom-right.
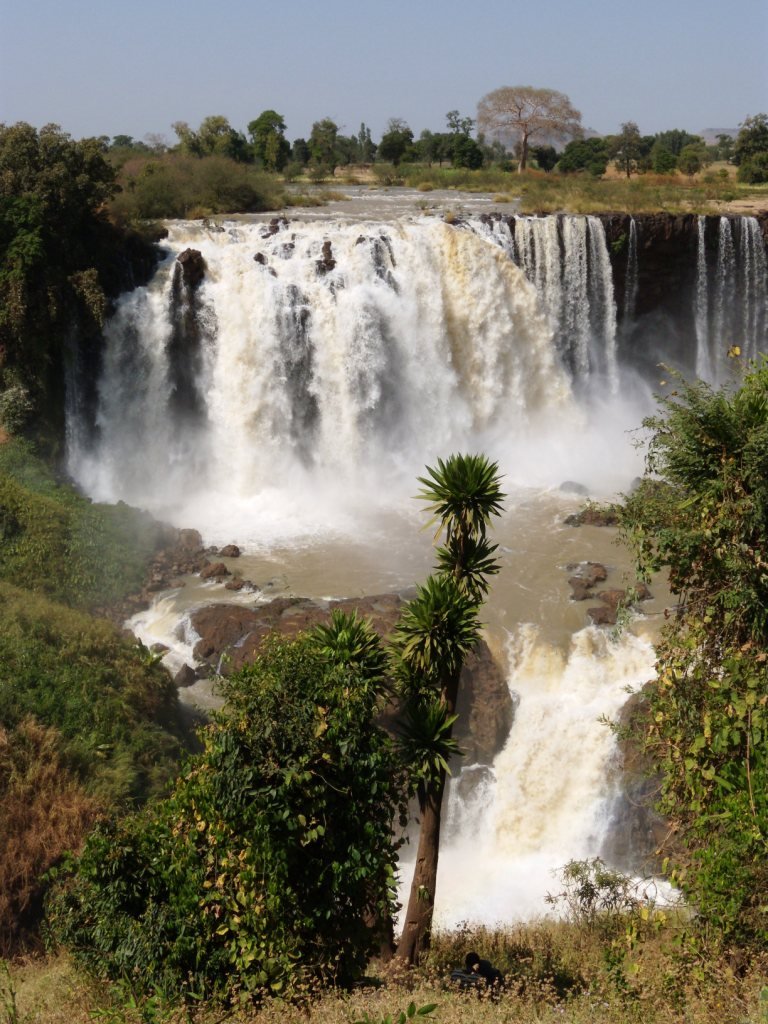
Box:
(110, 154), (285, 221)
(736, 152), (768, 183)
(0, 719), (98, 956)
(48, 630), (404, 1007)
(621, 364), (768, 945)
(0, 582), (181, 804)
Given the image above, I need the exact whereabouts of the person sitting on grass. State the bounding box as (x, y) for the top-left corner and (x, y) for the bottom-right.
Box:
(450, 951), (504, 996)
(464, 951), (504, 990)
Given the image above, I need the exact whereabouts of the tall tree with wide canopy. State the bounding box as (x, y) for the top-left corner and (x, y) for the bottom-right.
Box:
(247, 110), (290, 171)
(394, 454), (504, 965)
(308, 118), (340, 174)
(377, 118), (414, 167)
(477, 86), (582, 172)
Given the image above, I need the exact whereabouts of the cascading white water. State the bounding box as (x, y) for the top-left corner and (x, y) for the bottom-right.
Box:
(69, 216), (640, 545)
(432, 623), (658, 926)
(623, 217), (639, 326)
(694, 215), (712, 382)
(694, 215), (768, 383)
(468, 214), (619, 391)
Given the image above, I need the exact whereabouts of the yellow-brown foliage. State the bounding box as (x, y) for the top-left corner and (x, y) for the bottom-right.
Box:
(0, 719), (98, 956)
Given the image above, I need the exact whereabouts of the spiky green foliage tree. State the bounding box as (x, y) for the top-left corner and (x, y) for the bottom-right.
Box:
(394, 454), (504, 964)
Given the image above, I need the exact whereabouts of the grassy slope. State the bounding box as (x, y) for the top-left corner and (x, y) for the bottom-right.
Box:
(0, 439), (186, 956)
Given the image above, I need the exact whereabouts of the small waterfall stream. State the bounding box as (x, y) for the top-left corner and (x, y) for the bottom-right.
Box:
(694, 215), (767, 382)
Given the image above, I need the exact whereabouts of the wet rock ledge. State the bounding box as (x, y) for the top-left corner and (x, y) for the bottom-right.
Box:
(113, 525), (514, 767)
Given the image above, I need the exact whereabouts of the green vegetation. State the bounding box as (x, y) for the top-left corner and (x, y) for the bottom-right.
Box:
(734, 113), (768, 183)
(386, 162), (758, 214)
(46, 455), (505, 1002)
(109, 153), (284, 221)
(8, 914), (768, 1024)
(247, 110), (291, 171)
(378, 119), (415, 168)
(48, 625), (404, 1005)
(622, 362), (768, 946)
(0, 439), (184, 955)
(0, 123), (157, 440)
(0, 582), (180, 801)
(0, 439), (169, 610)
(394, 455), (504, 964)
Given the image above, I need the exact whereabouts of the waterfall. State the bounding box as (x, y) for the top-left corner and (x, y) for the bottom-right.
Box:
(694, 215), (712, 381)
(466, 214), (619, 391)
(66, 206), (765, 926)
(430, 623), (658, 927)
(740, 216), (768, 358)
(694, 215), (768, 384)
(69, 218), (591, 538)
(623, 217), (639, 325)
(586, 216), (618, 387)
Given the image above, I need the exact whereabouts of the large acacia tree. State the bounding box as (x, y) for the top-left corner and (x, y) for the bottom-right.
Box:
(477, 85), (582, 172)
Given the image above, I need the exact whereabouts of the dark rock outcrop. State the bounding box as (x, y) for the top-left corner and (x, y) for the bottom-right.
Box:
(261, 217), (289, 238)
(200, 561), (230, 580)
(566, 561), (652, 625)
(316, 240), (336, 275)
(174, 663), (199, 688)
(176, 248), (206, 289)
(567, 561), (608, 601)
(602, 687), (676, 875)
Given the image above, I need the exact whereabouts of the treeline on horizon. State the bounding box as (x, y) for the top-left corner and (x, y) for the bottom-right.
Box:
(41, 94), (768, 222)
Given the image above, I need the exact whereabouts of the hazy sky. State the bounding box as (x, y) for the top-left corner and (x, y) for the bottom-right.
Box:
(2, 0), (766, 144)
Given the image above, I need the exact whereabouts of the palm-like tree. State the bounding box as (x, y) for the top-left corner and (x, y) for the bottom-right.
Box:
(394, 454), (504, 965)
(418, 454), (505, 605)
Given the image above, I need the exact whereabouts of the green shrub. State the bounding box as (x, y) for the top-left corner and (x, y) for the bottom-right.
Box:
(0, 582), (181, 804)
(49, 631), (404, 1007)
(621, 364), (768, 945)
(736, 153), (768, 183)
(110, 154), (285, 221)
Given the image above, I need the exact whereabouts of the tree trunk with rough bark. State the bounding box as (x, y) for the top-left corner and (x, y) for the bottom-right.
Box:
(396, 772), (446, 965)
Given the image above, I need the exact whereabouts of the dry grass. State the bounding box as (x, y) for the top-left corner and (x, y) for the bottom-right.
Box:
(6, 921), (768, 1024)
(0, 721), (99, 958)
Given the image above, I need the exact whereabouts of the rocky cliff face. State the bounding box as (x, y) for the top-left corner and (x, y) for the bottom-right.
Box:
(601, 211), (768, 378)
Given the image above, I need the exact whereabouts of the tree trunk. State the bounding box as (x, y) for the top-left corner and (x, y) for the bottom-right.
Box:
(395, 772), (446, 965)
(518, 133), (529, 173)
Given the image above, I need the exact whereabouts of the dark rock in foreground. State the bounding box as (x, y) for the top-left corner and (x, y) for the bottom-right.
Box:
(602, 687), (677, 876)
